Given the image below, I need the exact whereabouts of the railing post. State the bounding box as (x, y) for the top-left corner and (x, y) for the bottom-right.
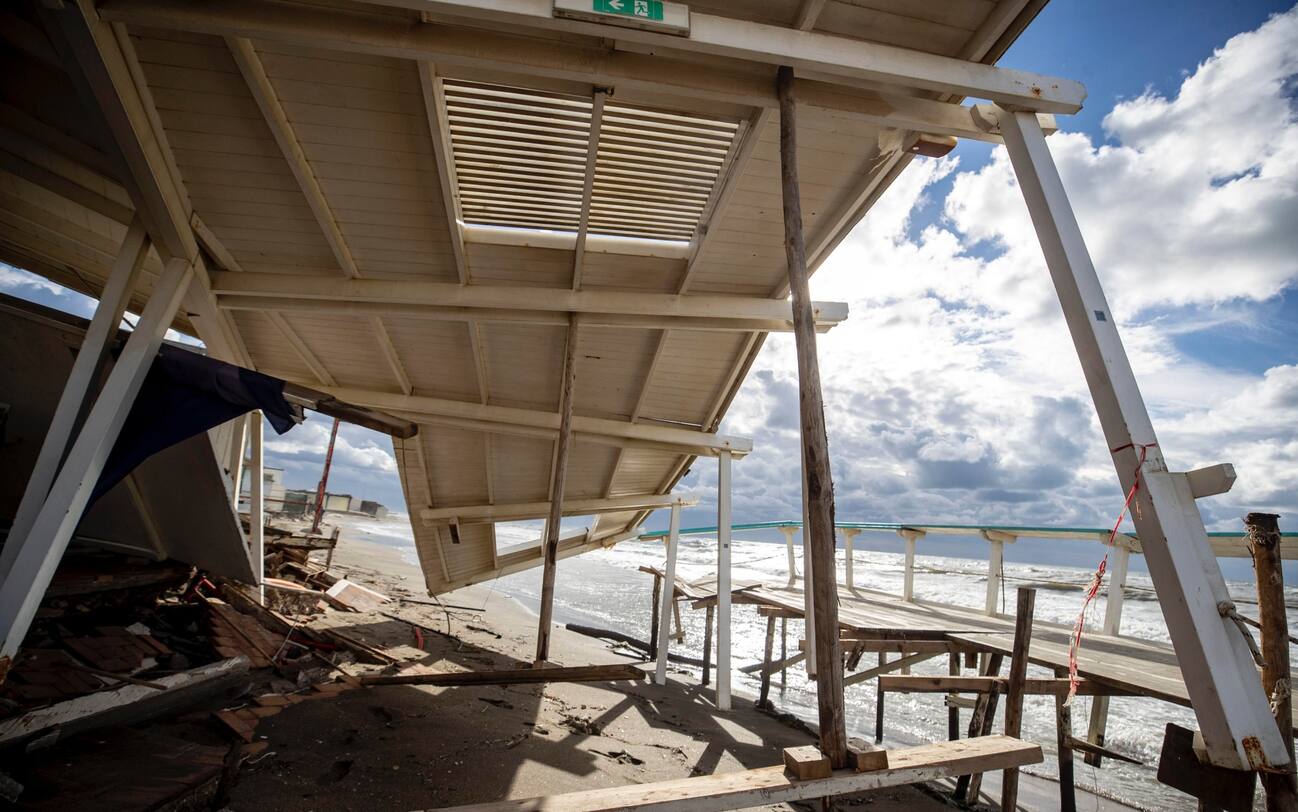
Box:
(654, 500), (681, 685)
(840, 527), (860, 589)
(898, 528), (924, 601)
(981, 530), (1014, 616)
(780, 525), (798, 587)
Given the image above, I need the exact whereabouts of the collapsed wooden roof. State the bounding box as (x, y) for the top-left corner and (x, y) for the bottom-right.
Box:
(0, 0), (1073, 594)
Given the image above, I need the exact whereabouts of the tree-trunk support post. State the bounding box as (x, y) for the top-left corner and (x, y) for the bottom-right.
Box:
(1248, 512), (1297, 811)
(649, 573), (661, 663)
(948, 652), (960, 741)
(534, 315), (579, 665)
(759, 613), (777, 708)
(776, 64), (846, 769)
(997, 105), (1287, 769)
(653, 501), (682, 685)
(955, 652), (1005, 803)
(1055, 666), (1077, 812)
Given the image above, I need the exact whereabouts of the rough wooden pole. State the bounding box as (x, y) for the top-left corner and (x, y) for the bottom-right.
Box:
(534, 316), (579, 665)
(1002, 587), (1037, 811)
(1248, 512), (1297, 812)
(948, 652), (960, 741)
(776, 64), (846, 769)
(1055, 666), (1077, 812)
(649, 572), (662, 662)
(956, 652), (1004, 802)
(780, 617), (788, 689)
(701, 604), (715, 686)
(759, 614), (776, 709)
(874, 652), (886, 743)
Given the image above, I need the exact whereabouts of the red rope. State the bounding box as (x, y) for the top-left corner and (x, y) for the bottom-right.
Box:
(1065, 441), (1156, 705)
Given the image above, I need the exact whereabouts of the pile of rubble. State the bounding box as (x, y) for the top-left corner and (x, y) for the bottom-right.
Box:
(0, 529), (396, 809)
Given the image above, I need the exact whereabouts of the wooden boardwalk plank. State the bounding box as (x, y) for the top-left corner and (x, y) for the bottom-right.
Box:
(427, 736), (1040, 811)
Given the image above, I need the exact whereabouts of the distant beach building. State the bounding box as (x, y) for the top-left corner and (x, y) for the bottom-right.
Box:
(322, 493), (353, 513)
(239, 466), (285, 513)
(359, 500), (388, 519)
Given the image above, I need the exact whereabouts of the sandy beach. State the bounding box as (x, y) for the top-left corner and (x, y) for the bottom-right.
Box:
(225, 533), (957, 810)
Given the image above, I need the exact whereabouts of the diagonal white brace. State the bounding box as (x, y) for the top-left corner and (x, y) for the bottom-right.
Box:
(996, 106), (1287, 770)
(0, 257), (195, 661)
(0, 219), (150, 584)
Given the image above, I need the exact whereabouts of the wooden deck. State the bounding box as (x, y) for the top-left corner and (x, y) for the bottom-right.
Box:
(678, 580), (1298, 732)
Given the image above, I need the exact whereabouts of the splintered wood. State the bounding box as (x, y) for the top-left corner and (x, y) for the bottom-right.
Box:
(205, 598), (284, 668)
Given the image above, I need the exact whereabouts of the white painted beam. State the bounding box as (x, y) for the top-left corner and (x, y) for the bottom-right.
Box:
(226, 36), (359, 279)
(0, 256), (195, 660)
(0, 218), (149, 583)
(357, 0), (1087, 112)
(211, 272), (849, 331)
(572, 89), (606, 291)
(417, 62), (469, 285)
(420, 493), (698, 525)
(97, 0), (1073, 134)
(715, 450), (733, 710)
(997, 107), (1287, 770)
(249, 410), (265, 603)
(322, 385), (751, 457)
(371, 315), (412, 395)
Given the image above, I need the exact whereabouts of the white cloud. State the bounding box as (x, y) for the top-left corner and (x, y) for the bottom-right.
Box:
(0, 263), (64, 295)
(715, 7), (1298, 530)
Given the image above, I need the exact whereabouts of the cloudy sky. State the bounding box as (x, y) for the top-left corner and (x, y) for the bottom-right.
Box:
(3, 1), (1296, 536)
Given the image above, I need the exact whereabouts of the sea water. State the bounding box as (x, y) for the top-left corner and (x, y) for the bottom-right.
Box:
(334, 514), (1297, 810)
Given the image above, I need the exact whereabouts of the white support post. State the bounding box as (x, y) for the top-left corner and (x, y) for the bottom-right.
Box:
(840, 528), (860, 589)
(983, 533), (1006, 616)
(0, 257), (195, 661)
(1086, 542), (1131, 761)
(780, 526), (798, 587)
(654, 500), (681, 685)
(226, 414), (249, 509)
(0, 219), (150, 584)
(899, 529), (923, 602)
(249, 411), (265, 604)
(997, 107), (1287, 769)
(716, 450), (732, 711)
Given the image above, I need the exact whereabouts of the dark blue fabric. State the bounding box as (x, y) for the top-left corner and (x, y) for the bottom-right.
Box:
(91, 346), (296, 503)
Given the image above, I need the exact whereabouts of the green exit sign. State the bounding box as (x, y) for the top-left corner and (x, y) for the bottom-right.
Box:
(554, 0), (690, 35)
(594, 0), (662, 20)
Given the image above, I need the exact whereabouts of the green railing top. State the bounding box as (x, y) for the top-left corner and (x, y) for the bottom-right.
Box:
(636, 519), (1285, 541)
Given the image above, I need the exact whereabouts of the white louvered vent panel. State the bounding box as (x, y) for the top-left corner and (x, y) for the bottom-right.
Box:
(445, 80), (739, 242)
(590, 102), (738, 242)
(445, 81), (592, 232)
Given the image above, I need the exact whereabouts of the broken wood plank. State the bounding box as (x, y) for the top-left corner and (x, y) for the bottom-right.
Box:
(362, 663), (645, 687)
(0, 657), (250, 749)
(1066, 736), (1142, 765)
(877, 676), (1131, 696)
(323, 578), (390, 612)
(783, 745), (832, 779)
(847, 737), (889, 773)
(1002, 588), (1035, 812)
(426, 736), (1042, 811)
(843, 651), (941, 687)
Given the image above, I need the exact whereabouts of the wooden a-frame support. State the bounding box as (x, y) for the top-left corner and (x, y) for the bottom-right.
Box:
(995, 106), (1288, 770)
